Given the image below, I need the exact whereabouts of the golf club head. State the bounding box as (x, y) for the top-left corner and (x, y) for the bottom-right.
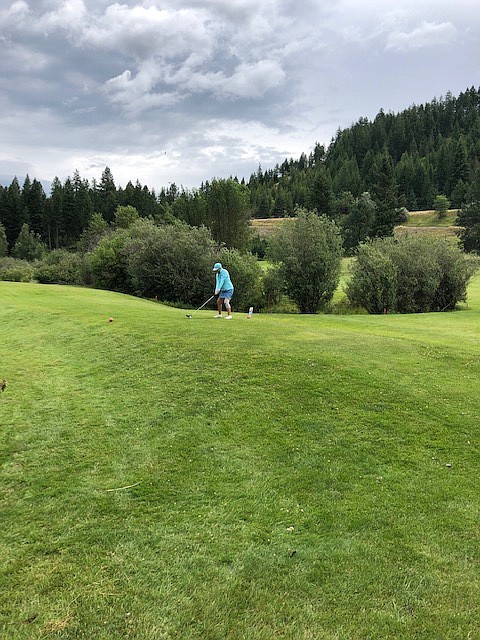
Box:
(186, 314), (192, 318)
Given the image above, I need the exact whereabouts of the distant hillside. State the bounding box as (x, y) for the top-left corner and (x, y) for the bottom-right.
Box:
(248, 87), (480, 217)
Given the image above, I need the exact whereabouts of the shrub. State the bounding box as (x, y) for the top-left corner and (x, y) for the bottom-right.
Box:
(0, 257), (35, 282)
(114, 205), (140, 229)
(429, 240), (477, 311)
(86, 218), (264, 310)
(126, 220), (215, 306)
(35, 250), (88, 285)
(77, 213), (109, 252)
(346, 240), (397, 313)
(346, 235), (475, 314)
(388, 236), (443, 313)
(88, 228), (134, 294)
(12, 223), (47, 261)
(268, 209), (343, 313)
(250, 233), (267, 259)
(261, 264), (285, 309)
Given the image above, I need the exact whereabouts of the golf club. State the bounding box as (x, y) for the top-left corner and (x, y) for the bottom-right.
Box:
(185, 295), (215, 318)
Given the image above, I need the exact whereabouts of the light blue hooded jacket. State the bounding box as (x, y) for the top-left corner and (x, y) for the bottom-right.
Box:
(214, 264), (234, 294)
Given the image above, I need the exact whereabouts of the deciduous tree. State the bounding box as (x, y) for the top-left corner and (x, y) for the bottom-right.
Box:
(268, 208), (342, 313)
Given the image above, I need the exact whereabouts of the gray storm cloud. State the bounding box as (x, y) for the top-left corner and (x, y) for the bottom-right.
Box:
(0, 0), (478, 189)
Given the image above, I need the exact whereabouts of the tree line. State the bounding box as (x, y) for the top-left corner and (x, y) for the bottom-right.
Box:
(0, 168), (161, 252)
(0, 170), (252, 253)
(249, 86), (480, 217)
(1, 87), (480, 258)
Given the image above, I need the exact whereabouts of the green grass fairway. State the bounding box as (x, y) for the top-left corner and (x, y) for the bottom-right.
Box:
(1, 277), (480, 639)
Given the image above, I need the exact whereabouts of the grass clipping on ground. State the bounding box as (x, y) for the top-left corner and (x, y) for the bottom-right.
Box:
(1, 278), (480, 639)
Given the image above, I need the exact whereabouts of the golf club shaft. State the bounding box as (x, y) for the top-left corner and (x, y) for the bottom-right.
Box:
(196, 295), (215, 312)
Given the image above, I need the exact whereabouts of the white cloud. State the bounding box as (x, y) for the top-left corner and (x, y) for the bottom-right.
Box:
(39, 0), (87, 31)
(386, 21), (458, 52)
(80, 4), (214, 60)
(178, 59), (286, 100)
(218, 60), (286, 99)
(0, 38), (50, 71)
(77, 2), (291, 112)
(0, 0), (29, 20)
(103, 63), (183, 112)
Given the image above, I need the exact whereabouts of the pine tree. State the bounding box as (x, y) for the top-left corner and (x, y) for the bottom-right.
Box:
(0, 222), (8, 257)
(21, 175), (32, 225)
(97, 167), (117, 222)
(4, 178), (24, 249)
(342, 192), (376, 252)
(333, 157), (363, 197)
(47, 177), (65, 249)
(307, 168), (335, 217)
(27, 179), (46, 240)
(457, 164), (480, 253)
(0, 187), (7, 236)
(73, 170), (93, 238)
(370, 154), (399, 237)
(62, 177), (77, 245)
(449, 137), (470, 206)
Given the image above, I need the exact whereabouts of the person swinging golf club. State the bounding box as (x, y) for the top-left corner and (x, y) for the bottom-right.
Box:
(213, 262), (234, 319)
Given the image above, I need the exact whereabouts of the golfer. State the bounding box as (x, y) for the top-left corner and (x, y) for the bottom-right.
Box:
(213, 262), (234, 319)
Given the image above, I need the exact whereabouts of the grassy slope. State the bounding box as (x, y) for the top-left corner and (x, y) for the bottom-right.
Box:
(403, 210), (458, 227)
(251, 218), (291, 237)
(1, 278), (480, 639)
(252, 210), (461, 239)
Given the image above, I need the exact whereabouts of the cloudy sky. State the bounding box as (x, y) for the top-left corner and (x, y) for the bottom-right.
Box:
(1, 0), (479, 192)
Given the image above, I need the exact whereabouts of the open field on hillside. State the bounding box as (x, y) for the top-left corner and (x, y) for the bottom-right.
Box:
(1, 275), (480, 639)
(251, 217), (291, 236)
(251, 210), (462, 240)
(405, 210), (459, 227)
(394, 225), (460, 239)
(395, 209), (461, 239)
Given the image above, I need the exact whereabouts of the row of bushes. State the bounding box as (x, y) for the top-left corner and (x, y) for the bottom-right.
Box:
(0, 219), (264, 312)
(86, 219), (263, 311)
(1, 215), (476, 315)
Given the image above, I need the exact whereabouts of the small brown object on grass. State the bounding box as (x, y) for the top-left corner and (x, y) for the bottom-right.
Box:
(105, 481), (143, 492)
(0, 379), (7, 392)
